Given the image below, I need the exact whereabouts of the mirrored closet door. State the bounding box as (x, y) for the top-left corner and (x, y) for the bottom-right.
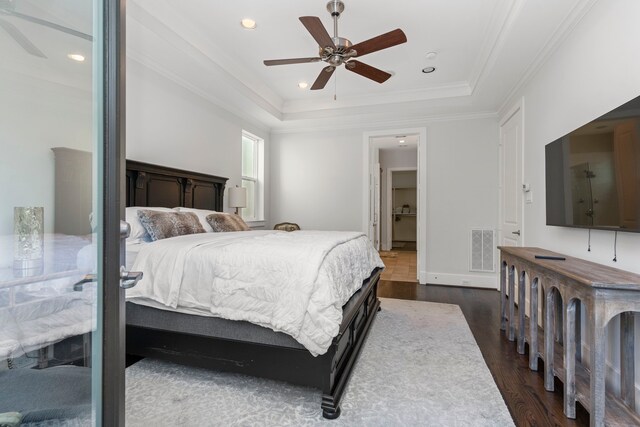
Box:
(0, 0), (125, 424)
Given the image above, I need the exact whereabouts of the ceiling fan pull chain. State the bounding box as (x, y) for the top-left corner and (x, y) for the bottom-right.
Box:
(334, 72), (337, 101)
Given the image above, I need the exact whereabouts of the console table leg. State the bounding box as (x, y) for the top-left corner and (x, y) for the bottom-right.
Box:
(500, 262), (507, 331)
(575, 303), (582, 362)
(508, 266), (516, 342)
(544, 289), (555, 392)
(620, 312), (635, 408)
(589, 316), (607, 427)
(555, 294), (564, 345)
(517, 271), (526, 354)
(529, 279), (539, 371)
(564, 301), (577, 419)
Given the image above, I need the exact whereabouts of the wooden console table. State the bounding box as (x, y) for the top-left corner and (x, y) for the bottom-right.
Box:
(499, 246), (640, 427)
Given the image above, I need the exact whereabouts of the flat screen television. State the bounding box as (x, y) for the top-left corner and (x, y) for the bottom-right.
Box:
(545, 95), (640, 232)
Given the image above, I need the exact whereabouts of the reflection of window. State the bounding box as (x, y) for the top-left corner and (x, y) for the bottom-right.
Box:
(241, 131), (264, 222)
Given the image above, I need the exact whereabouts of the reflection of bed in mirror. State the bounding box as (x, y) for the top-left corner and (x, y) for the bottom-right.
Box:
(124, 160), (384, 419)
(0, 234), (95, 366)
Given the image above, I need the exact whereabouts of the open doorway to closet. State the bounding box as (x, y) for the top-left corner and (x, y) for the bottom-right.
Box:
(364, 132), (422, 284)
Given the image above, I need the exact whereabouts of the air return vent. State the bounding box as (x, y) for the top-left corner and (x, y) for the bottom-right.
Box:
(470, 229), (495, 272)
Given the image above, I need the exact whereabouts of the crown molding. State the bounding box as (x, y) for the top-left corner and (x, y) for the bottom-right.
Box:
(127, 50), (275, 134)
(127, 1), (284, 118)
(282, 82), (472, 115)
(497, 0), (601, 119)
(467, 0), (524, 94)
(270, 111), (498, 135)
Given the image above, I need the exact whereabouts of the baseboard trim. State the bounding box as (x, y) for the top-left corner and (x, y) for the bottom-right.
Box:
(423, 272), (498, 289)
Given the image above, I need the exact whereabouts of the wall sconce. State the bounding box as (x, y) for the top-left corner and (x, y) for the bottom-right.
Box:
(14, 207), (44, 276)
(228, 186), (247, 215)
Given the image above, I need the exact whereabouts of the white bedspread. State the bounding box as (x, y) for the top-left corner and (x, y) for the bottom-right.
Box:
(127, 230), (384, 355)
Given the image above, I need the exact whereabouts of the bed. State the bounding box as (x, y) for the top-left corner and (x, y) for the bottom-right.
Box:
(124, 160), (384, 419)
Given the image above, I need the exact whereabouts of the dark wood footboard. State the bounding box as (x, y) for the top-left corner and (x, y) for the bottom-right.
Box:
(320, 275), (381, 418)
(126, 268), (382, 419)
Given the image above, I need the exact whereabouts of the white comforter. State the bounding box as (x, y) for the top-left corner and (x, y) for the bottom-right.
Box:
(127, 230), (384, 355)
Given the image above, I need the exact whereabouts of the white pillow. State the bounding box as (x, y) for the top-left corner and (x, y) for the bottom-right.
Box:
(125, 206), (174, 242)
(175, 207), (218, 232)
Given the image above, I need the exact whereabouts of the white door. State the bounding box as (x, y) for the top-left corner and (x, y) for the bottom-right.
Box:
(372, 162), (381, 250)
(499, 106), (524, 247)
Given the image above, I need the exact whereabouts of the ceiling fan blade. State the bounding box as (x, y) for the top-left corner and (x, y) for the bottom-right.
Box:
(264, 57), (321, 66)
(0, 18), (46, 58)
(346, 60), (392, 84)
(299, 16), (335, 49)
(310, 66), (335, 90)
(7, 10), (93, 41)
(351, 29), (407, 57)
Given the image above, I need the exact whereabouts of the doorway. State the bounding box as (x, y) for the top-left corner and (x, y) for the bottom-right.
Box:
(499, 100), (524, 247)
(363, 129), (426, 283)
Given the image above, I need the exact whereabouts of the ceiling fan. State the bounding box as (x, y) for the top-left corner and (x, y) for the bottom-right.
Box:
(0, 0), (92, 59)
(264, 0), (407, 90)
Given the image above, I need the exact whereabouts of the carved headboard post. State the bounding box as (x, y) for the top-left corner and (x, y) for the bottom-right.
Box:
(125, 160), (228, 210)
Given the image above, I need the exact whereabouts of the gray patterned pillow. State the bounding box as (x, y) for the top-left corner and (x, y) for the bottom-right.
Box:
(206, 213), (251, 232)
(137, 210), (205, 241)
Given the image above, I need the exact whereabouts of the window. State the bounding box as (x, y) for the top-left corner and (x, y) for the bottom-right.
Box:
(241, 131), (264, 222)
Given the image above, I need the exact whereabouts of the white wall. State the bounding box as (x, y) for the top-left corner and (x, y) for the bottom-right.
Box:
(270, 116), (499, 287)
(501, 0), (640, 407)
(0, 71), (93, 239)
(269, 129), (363, 231)
(507, 0), (640, 271)
(126, 59), (270, 222)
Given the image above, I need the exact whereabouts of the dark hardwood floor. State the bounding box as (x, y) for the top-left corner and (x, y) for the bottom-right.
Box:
(378, 280), (590, 427)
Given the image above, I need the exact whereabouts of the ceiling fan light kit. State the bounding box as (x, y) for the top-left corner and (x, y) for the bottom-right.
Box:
(263, 0), (407, 91)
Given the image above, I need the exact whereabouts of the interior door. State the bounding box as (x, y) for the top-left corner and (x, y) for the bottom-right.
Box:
(500, 107), (524, 247)
(374, 162), (381, 250)
(0, 1), (130, 424)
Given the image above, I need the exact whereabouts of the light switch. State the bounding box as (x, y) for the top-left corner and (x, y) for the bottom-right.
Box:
(525, 191), (533, 204)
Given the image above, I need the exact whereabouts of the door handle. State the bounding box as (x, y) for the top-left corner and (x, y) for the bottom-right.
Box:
(74, 274), (96, 291)
(120, 266), (143, 289)
(512, 230), (521, 236)
(120, 221), (131, 239)
(119, 220), (142, 289)
(73, 268), (143, 290)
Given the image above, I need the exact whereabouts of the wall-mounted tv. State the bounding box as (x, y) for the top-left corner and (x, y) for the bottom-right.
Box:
(545, 95), (640, 232)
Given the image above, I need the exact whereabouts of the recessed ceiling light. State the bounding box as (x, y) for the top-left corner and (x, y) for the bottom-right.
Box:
(241, 18), (257, 30)
(399, 139), (406, 144)
(298, 82), (308, 89)
(67, 53), (85, 62)
(425, 51), (438, 60)
(422, 67), (436, 74)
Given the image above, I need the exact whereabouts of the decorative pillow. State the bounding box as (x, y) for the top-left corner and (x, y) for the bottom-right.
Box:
(206, 213), (251, 232)
(125, 206), (175, 242)
(174, 207), (217, 232)
(137, 210), (205, 241)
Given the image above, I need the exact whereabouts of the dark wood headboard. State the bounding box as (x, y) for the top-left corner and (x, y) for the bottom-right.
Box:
(126, 160), (228, 210)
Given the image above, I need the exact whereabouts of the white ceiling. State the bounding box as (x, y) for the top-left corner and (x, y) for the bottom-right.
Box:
(0, 0), (93, 90)
(0, 0), (600, 132)
(176, 0), (501, 103)
(125, 0), (598, 131)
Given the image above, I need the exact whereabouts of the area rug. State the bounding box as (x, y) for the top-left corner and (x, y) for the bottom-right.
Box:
(125, 298), (513, 426)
